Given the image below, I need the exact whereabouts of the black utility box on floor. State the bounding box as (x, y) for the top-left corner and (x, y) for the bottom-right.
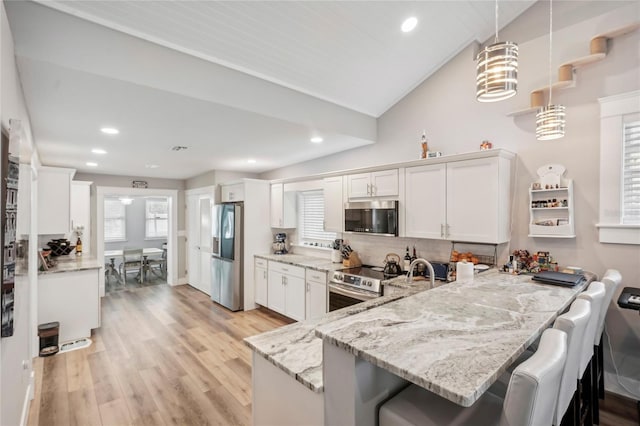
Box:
(38, 321), (59, 357)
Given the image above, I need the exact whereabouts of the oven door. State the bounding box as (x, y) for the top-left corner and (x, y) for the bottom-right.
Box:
(328, 283), (379, 312)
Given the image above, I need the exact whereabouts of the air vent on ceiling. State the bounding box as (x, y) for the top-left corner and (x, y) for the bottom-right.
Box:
(171, 146), (188, 151)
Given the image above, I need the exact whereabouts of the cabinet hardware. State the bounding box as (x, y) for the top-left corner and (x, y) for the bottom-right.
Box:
(366, 183), (370, 195)
(446, 224), (450, 238)
(306, 282), (310, 292)
(263, 271), (266, 279)
(440, 224), (444, 238)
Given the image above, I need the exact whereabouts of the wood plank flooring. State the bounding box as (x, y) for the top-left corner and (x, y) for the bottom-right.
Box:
(28, 284), (291, 426)
(28, 283), (638, 426)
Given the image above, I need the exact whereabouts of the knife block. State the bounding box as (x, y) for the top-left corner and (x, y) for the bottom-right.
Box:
(342, 252), (362, 268)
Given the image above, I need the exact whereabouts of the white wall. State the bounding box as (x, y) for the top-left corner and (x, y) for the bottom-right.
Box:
(1, 2), (37, 425)
(261, 2), (640, 397)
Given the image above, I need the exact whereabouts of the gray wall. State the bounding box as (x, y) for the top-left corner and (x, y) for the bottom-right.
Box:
(260, 1), (640, 396)
(103, 196), (167, 252)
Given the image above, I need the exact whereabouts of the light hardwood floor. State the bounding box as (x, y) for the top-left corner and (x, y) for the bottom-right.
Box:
(28, 283), (638, 426)
(27, 284), (291, 426)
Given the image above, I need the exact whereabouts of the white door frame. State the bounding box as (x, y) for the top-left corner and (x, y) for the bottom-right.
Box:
(96, 186), (179, 296)
(185, 185), (216, 292)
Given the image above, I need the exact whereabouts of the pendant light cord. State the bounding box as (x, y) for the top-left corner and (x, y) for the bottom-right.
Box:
(548, 0), (553, 106)
(494, 0), (499, 43)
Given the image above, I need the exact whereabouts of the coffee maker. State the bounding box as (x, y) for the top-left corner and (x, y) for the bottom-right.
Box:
(272, 233), (288, 255)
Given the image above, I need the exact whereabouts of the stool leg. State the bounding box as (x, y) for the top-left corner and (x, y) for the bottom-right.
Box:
(598, 337), (604, 400)
(591, 350), (600, 425)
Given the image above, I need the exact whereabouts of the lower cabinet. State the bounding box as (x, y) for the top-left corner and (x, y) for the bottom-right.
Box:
(305, 270), (327, 320)
(267, 261), (305, 321)
(255, 258), (268, 306)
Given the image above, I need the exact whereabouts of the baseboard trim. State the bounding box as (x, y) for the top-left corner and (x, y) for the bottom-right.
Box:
(177, 277), (188, 286)
(19, 372), (33, 426)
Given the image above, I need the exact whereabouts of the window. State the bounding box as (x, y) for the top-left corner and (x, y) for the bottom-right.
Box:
(622, 120), (640, 224)
(298, 190), (336, 244)
(146, 198), (168, 239)
(104, 198), (126, 242)
(597, 90), (640, 245)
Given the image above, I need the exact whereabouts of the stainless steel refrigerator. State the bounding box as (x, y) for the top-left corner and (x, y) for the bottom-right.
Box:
(211, 203), (243, 311)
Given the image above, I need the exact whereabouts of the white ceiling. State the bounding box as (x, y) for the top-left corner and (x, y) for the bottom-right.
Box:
(6, 0), (536, 179)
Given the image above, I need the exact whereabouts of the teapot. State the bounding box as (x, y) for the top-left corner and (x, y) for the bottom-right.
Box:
(383, 253), (403, 276)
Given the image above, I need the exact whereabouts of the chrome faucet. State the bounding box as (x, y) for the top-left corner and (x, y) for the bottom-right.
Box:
(406, 258), (435, 289)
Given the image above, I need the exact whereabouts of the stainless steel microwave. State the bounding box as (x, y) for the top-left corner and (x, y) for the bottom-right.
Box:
(344, 200), (398, 237)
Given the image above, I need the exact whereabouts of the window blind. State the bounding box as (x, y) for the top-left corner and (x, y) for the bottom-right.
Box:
(104, 198), (126, 241)
(146, 198), (169, 238)
(623, 120), (640, 224)
(299, 190), (336, 242)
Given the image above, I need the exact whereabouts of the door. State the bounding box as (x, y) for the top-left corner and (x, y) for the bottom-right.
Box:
(187, 191), (214, 295)
(219, 257), (239, 310)
(347, 173), (371, 198)
(323, 177), (343, 232)
(220, 204), (236, 260)
(211, 257), (221, 303)
(306, 280), (326, 320)
(405, 164), (447, 239)
(270, 183), (283, 228)
(255, 266), (268, 306)
(268, 270), (285, 314)
(446, 158), (500, 242)
(371, 169), (398, 197)
(284, 274), (305, 321)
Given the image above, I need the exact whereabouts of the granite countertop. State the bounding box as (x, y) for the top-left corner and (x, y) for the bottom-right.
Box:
(39, 255), (102, 275)
(255, 253), (345, 272)
(315, 270), (591, 407)
(382, 274), (434, 292)
(244, 293), (411, 392)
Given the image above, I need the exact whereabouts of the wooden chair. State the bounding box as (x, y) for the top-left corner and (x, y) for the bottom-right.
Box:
(146, 248), (167, 281)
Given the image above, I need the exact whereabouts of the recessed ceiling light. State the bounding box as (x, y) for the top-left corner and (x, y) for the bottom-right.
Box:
(86, 162), (98, 167)
(145, 164), (159, 169)
(247, 159), (257, 164)
(92, 148), (107, 154)
(401, 17), (418, 33)
(310, 137), (323, 143)
(100, 127), (119, 135)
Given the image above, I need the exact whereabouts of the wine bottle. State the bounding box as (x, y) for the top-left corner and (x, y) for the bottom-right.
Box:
(403, 247), (411, 272)
(76, 237), (83, 255)
(411, 246), (418, 274)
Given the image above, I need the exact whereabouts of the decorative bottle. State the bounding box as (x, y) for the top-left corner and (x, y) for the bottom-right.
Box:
(403, 247), (411, 272)
(420, 131), (428, 159)
(76, 237), (82, 255)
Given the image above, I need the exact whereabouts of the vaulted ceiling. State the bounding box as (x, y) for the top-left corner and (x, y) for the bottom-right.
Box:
(6, 1), (536, 179)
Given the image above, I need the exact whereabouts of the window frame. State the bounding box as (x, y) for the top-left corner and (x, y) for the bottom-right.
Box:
(145, 198), (169, 240)
(597, 90), (640, 245)
(297, 190), (336, 247)
(104, 198), (127, 242)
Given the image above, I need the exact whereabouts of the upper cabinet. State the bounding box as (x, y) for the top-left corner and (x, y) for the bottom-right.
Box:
(322, 176), (343, 232)
(221, 183), (244, 202)
(38, 166), (76, 235)
(405, 154), (513, 244)
(347, 169), (398, 199)
(270, 183), (296, 228)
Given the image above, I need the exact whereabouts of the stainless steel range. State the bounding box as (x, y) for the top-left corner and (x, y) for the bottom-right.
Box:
(328, 266), (392, 311)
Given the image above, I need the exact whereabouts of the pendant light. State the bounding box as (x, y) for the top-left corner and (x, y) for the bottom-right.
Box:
(536, 0), (566, 140)
(476, 0), (518, 102)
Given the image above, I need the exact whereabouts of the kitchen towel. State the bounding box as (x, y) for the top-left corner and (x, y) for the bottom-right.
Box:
(457, 261), (474, 282)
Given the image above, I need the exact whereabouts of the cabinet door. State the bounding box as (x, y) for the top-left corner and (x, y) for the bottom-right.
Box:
(255, 266), (268, 306)
(222, 184), (244, 202)
(305, 280), (326, 320)
(38, 167), (74, 234)
(284, 274), (305, 321)
(270, 183), (284, 227)
(347, 173), (371, 198)
(405, 164), (446, 239)
(267, 270), (286, 314)
(446, 157), (500, 243)
(323, 176), (343, 232)
(371, 169), (398, 197)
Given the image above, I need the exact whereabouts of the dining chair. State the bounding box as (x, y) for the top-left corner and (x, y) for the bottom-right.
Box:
(146, 248), (167, 280)
(118, 248), (143, 285)
(576, 281), (606, 426)
(378, 328), (567, 426)
(591, 269), (622, 424)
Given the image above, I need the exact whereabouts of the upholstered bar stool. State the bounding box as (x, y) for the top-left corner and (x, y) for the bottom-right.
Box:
(576, 281), (606, 426)
(378, 328), (568, 426)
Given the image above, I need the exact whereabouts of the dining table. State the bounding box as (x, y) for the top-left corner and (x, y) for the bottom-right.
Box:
(104, 247), (165, 283)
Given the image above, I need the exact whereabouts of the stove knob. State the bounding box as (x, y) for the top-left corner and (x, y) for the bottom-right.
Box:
(368, 281), (373, 287)
(335, 274), (343, 281)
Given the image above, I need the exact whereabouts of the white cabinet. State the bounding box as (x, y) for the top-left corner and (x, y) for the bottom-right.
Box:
(305, 269), (327, 320)
(16, 163), (31, 237)
(446, 157), (511, 243)
(255, 258), (268, 306)
(70, 181), (91, 253)
(404, 155), (513, 244)
(38, 268), (100, 342)
(270, 183), (296, 228)
(37, 166), (76, 235)
(267, 261), (305, 321)
(405, 164), (446, 239)
(347, 169), (398, 199)
(323, 176), (343, 232)
(528, 164), (575, 238)
(221, 183), (244, 202)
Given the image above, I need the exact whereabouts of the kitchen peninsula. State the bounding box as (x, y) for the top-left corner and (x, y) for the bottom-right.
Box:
(37, 255), (102, 343)
(246, 270), (591, 425)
